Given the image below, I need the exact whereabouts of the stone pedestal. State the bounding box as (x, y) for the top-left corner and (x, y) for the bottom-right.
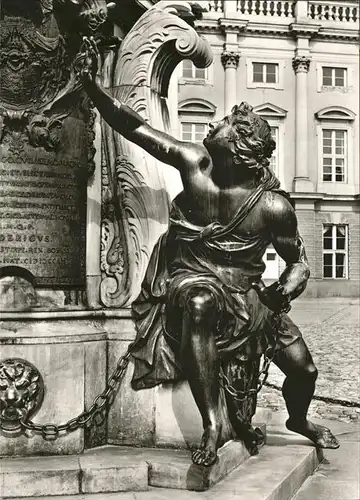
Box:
(0, 315), (108, 456)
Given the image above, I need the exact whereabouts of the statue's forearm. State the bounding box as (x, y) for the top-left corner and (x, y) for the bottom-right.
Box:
(83, 79), (146, 135)
(278, 239), (310, 300)
(279, 261), (310, 300)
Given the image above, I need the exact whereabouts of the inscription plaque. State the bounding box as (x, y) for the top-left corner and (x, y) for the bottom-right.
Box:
(0, 6), (99, 290)
(0, 162), (86, 286)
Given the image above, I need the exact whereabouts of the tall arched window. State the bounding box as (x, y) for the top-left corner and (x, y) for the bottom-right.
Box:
(315, 106), (356, 195)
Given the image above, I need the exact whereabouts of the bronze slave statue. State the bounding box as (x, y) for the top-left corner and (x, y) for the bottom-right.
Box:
(79, 39), (339, 466)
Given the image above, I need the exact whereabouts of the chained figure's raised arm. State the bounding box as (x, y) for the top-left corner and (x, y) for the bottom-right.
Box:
(78, 38), (211, 189)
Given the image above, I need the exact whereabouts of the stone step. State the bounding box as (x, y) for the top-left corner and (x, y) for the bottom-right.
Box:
(0, 436), (258, 498)
(0, 436), (322, 499)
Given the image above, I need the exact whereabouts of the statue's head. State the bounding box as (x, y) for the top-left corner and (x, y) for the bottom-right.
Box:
(204, 102), (275, 173)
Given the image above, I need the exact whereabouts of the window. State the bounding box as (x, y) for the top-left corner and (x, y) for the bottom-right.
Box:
(182, 60), (207, 80)
(322, 129), (347, 182)
(246, 59), (284, 90)
(181, 123), (207, 144)
(269, 126), (279, 175)
(323, 225), (348, 279)
(322, 67), (346, 87)
(253, 63), (278, 84)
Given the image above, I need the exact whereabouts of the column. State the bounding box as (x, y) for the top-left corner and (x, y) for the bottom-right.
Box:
(221, 51), (240, 115)
(292, 55), (314, 192)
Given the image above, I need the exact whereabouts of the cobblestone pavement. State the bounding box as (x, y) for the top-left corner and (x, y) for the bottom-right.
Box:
(258, 298), (360, 423)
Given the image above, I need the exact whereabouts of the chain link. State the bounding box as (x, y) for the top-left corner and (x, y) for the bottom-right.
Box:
(220, 312), (280, 403)
(20, 344), (133, 440)
(19, 311), (282, 440)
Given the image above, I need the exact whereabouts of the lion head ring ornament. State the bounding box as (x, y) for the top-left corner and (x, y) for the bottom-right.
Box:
(0, 359), (44, 435)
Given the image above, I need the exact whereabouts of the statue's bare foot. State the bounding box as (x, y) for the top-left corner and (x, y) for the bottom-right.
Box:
(286, 419), (340, 449)
(192, 424), (221, 467)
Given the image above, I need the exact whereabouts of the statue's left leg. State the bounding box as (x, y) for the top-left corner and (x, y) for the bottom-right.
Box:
(273, 336), (339, 449)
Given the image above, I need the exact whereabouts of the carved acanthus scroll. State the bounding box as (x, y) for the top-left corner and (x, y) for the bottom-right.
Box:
(100, 1), (213, 307)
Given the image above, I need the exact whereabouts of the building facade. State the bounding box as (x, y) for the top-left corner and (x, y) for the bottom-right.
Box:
(168, 0), (359, 297)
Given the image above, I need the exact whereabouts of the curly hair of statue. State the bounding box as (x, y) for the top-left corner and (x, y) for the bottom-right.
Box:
(228, 102), (276, 170)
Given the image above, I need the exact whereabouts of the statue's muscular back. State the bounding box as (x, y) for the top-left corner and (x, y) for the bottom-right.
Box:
(174, 143), (286, 243)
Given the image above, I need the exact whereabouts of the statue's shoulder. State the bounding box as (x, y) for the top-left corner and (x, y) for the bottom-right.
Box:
(180, 142), (211, 167)
(260, 190), (295, 222)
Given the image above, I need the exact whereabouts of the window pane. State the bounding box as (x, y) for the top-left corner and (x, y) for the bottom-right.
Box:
(269, 127), (278, 173)
(335, 158), (344, 181)
(253, 63), (263, 82)
(266, 64), (277, 83)
(181, 123), (192, 141)
(323, 254), (333, 277)
(270, 127), (277, 142)
(182, 133), (192, 141)
(335, 144), (344, 155)
(335, 130), (345, 142)
(194, 124), (206, 143)
(195, 68), (206, 79)
(267, 252), (276, 261)
(323, 226), (333, 249)
(323, 253), (333, 266)
(182, 60), (193, 78)
(323, 157), (332, 181)
(195, 124), (206, 133)
(335, 68), (345, 86)
(335, 253), (345, 278)
(323, 130), (332, 139)
(336, 226), (346, 249)
(322, 67), (332, 86)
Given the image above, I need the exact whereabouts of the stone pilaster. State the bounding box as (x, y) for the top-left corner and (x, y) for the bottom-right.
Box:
(221, 51), (240, 114)
(292, 55), (314, 192)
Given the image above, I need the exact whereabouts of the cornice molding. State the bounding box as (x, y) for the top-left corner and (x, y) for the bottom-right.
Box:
(218, 18), (248, 32)
(289, 22), (321, 38)
(194, 18), (359, 43)
(290, 192), (359, 202)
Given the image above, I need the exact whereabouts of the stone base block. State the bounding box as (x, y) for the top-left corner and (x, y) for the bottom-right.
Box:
(0, 432), (263, 497)
(1, 439), (322, 499)
(0, 449), (149, 498)
(148, 439), (254, 491)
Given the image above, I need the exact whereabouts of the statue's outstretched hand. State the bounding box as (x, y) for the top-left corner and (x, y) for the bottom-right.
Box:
(74, 36), (100, 84)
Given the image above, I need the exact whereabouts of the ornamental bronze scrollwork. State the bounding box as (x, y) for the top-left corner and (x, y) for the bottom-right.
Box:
(0, 358), (44, 434)
(0, 0), (109, 157)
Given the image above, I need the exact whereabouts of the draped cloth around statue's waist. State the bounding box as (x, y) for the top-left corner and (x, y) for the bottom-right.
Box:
(130, 174), (300, 390)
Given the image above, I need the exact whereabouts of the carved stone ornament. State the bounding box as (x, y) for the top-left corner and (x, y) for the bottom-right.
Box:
(292, 56), (311, 74)
(221, 51), (240, 69)
(0, 1), (106, 287)
(100, 1), (213, 307)
(0, 358), (44, 434)
(0, 0), (108, 157)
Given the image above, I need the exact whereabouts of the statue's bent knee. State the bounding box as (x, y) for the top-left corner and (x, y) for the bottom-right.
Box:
(184, 287), (218, 325)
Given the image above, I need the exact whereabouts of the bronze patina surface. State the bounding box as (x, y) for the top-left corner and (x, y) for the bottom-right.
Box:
(79, 37), (340, 467)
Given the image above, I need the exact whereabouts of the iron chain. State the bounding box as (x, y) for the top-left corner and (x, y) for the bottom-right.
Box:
(20, 344), (133, 440)
(19, 311), (283, 440)
(220, 312), (280, 403)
